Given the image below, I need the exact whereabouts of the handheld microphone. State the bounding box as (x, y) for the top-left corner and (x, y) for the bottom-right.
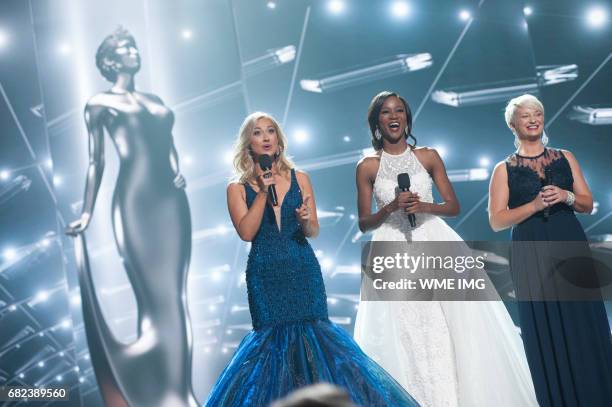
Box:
(258, 154), (278, 206)
(397, 173), (416, 228)
(543, 167), (552, 220)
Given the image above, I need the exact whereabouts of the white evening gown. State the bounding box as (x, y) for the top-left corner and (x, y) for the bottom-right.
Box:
(353, 147), (538, 407)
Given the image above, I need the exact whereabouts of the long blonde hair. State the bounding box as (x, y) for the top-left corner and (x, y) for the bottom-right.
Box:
(232, 112), (295, 184)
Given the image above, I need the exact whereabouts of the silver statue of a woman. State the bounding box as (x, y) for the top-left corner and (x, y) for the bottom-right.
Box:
(66, 27), (197, 407)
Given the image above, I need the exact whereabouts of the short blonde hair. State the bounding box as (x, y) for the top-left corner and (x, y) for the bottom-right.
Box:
(504, 94), (544, 134)
(232, 112), (294, 184)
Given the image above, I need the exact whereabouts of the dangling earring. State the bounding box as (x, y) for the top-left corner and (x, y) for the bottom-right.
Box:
(404, 127), (410, 138)
(514, 135), (521, 149)
(374, 128), (382, 140)
(541, 130), (549, 146)
(274, 146), (283, 159)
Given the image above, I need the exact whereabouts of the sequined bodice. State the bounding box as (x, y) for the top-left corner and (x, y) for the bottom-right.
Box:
(506, 148), (574, 210)
(243, 169), (328, 330)
(374, 147), (434, 230)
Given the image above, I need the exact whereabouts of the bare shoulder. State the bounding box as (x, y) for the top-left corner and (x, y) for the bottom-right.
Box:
(413, 146), (440, 161)
(356, 153), (381, 174)
(227, 181), (245, 196)
(295, 169), (310, 181)
(560, 149), (577, 162)
(412, 146), (443, 171)
(492, 160), (508, 177)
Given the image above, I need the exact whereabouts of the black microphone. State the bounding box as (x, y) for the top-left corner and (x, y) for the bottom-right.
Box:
(543, 167), (553, 220)
(397, 173), (416, 228)
(258, 154), (278, 206)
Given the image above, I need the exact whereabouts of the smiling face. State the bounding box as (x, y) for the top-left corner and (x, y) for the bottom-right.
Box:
(249, 117), (279, 158)
(511, 104), (544, 140)
(378, 96), (408, 142)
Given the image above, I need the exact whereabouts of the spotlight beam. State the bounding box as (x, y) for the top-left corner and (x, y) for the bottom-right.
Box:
(585, 210), (612, 233)
(172, 81), (242, 114)
(0, 82), (65, 226)
(282, 6), (311, 126)
(0, 283), (67, 356)
(243, 45), (297, 77)
(454, 193), (489, 229)
(413, 0), (486, 120)
(545, 51), (612, 130)
(300, 53), (433, 93)
(569, 106), (612, 125)
(229, 0), (252, 113)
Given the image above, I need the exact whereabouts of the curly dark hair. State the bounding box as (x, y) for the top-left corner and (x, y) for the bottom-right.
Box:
(367, 91), (417, 150)
(95, 27), (137, 82)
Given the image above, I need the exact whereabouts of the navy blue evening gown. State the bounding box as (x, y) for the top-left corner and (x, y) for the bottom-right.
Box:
(507, 148), (612, 406)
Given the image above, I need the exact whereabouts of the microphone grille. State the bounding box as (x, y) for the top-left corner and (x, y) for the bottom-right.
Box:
(397, 173), (411, 189)
(259, 154), (273, 170)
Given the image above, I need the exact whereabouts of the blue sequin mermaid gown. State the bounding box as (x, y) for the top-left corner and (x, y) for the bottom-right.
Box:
(204, 169), (420, 407)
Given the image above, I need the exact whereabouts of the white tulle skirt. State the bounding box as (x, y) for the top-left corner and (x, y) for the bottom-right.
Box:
(354, 214), (538, 407)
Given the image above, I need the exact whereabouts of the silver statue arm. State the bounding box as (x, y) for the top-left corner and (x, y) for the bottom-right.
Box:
(66, 103), (105, 235)
(170, 143), (186, 189)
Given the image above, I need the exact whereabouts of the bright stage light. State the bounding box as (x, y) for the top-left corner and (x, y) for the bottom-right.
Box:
(293, 129), (309, 144)
(569, 106), (612, 125)
(223, 150), (233, 165)
(432, 65), (578, 107)
(3, 248), (16, 261)
(343, 135), (351, 142)
(328, 0), (345, 15)
(479, 157), (491, 167)
(53, 175), (62, 186)
(36, 291), (49, 302)
(586, 6), (608, 28)
(321, 257), (334, 271)
(459, 10), (471, 21)
(447, 168), (490, 182)
(267, 1), (276, 9)
(38, 361), (45, 368)
(300, 53), (432, 93)
(56, 375), (62, 382)
(70, 294), (81, 306)
(391, 1), (411, 18)
(0, 170), (10, 180)
(523, 6), (533, 16)
(58, 43), (72, 55)
(0, 30), (8, 49)
(183, 155), (193, 166)
(274, 45), (296, 64)
(19, 373), (25, 379)
(181, 29), (193, 40)
(243, 45), (296, 77)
